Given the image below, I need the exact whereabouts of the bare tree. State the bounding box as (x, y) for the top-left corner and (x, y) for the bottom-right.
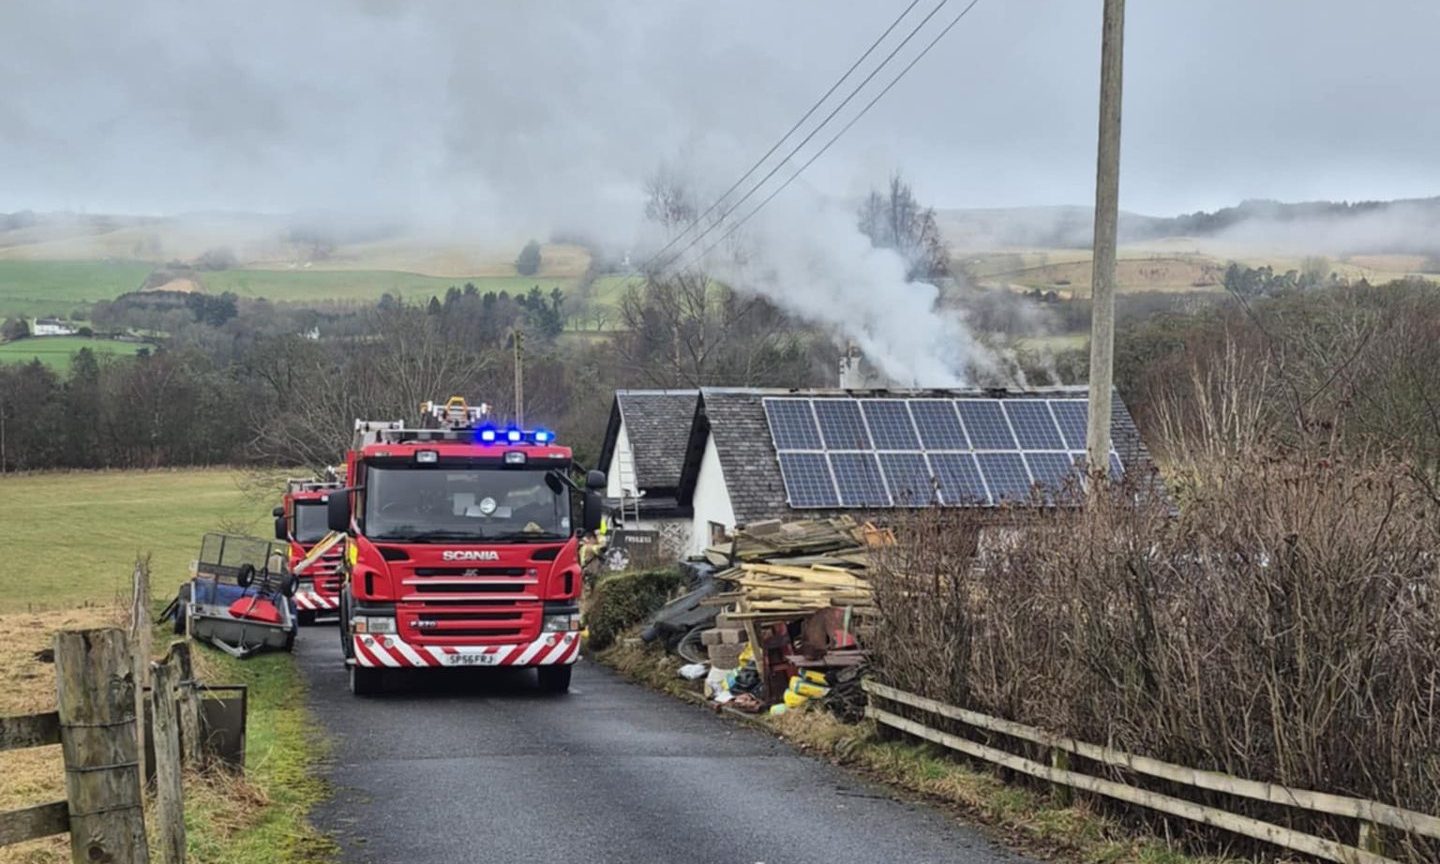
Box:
(857, 173), (950, 282)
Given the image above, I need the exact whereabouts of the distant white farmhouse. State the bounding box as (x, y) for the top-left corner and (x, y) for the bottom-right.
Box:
(31, 317), (77, 336)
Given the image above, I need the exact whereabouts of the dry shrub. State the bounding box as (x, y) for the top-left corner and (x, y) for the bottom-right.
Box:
(871, 453), (1439, 857)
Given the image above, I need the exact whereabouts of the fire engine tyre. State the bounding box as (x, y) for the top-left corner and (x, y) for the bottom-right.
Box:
(338, 590), (355, 660)
(350, 665), (383, 696)
(236, 564), (256, 588)
(537, 665), (572, 694)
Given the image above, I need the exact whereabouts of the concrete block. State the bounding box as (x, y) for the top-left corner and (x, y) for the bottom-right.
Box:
(707, 643), (745, 669)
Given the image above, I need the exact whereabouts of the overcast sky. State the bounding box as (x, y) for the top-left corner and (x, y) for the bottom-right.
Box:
(2, 0), (1437, 228)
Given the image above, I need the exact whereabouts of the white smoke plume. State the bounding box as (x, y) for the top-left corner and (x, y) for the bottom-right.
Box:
(706, 192), (993, 386)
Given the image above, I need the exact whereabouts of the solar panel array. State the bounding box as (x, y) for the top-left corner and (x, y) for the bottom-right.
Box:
(764, 397), (1123, 509)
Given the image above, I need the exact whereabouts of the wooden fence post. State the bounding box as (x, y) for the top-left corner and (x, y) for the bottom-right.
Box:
(150, 657), (186, 864)
(54, 628), (150, 864)
(1358, 821), (1386, 858)
(1050, 747), (1073, 806)
(170, 642), (202, 768)
(130, 558), (153, 785)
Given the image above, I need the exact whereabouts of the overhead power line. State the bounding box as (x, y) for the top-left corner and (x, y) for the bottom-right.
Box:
(638, 0), (925, 272)
(650, 0), (958, 275)
(672, 0), (985, 272)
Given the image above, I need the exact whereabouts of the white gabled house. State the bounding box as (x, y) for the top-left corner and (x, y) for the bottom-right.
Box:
(596, 390), (700, 558)
(602, 386), (1164, 560)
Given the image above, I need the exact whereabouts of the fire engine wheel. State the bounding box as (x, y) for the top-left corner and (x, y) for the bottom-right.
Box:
(349, 665), (383, 696)
(339, 591), (354, 660)
(297, 610), (317, 627)
(536, 665), (572, 694)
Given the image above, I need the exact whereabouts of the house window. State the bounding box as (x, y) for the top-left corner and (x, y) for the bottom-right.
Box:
(709, 521), (732, 547)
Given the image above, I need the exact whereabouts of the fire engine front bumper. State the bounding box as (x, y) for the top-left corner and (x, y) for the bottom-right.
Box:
(352, 632), (580, 669)
(295, 590), (339, 611)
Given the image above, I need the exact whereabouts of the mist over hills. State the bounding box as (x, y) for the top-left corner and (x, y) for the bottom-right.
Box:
(938, 196), (1440, 256)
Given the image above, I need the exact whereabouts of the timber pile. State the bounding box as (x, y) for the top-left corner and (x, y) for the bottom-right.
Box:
(706, 516), (890, 622)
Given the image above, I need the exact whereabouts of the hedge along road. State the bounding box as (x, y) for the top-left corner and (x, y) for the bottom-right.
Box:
(296, 628), (1035, 864)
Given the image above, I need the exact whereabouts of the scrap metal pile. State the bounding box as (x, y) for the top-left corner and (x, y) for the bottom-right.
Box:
(690, 516), (888, 718)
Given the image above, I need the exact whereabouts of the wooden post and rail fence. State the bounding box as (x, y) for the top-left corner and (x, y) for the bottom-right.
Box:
(0, 560), (241, 863)
(865, 680), (1439, 864)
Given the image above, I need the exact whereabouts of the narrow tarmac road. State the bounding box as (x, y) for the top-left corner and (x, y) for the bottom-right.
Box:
(297, 627), (1035, 864)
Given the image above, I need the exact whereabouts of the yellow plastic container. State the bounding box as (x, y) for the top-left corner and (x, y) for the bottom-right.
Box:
(782, 689), (810, 709)
(788, 676), (830, 699)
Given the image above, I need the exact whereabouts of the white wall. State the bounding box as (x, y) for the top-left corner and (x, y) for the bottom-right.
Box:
(688, 432), (736, 556)
(605, 418), (632, 499)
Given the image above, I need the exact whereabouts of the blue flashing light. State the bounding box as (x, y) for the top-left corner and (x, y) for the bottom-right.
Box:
(478, 427), (497, 444)
(505, 428), (523, 443)
(533, 429), (553, 443)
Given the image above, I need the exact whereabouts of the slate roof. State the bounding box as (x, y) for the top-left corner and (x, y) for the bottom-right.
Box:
(677, 386), (1164, 526)
(597, 390), (700, 495)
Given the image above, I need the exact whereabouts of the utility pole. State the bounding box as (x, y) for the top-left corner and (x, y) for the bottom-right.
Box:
(513, 327), (525, 427)
(1086, 0), (1125, 473)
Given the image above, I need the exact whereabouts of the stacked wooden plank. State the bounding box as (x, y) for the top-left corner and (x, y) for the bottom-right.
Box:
(706, 516), (886, 622)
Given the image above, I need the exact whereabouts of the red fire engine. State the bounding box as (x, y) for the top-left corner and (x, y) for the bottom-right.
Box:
(325, 397), (604, 695)
(273, 472), (345, 625)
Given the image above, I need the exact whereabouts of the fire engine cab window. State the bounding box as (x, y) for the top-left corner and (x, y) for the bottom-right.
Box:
(293, 503), (329, 543)
(364, 466), (569, 541)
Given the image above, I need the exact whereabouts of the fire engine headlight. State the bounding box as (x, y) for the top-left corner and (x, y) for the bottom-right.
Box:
(353, 615), (396, 635)
(542, 613), (582, 632)
(416, 450), (438, 464)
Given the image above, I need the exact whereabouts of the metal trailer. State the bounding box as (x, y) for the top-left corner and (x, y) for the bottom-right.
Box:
(171, 533), (300, 658)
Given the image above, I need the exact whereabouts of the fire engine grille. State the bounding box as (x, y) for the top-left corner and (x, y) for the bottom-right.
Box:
(401, 603), (539, 643)
(412, 566), (528, 577)
(409, 582), (531, 594)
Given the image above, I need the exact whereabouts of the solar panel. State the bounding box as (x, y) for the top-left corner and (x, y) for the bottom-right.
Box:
(956, 400), (1017, 450)
(828, 452), (891, 507)
(1049, 400), (1088, 450)
(909, 399), (969, 450)
(1003, 401), (1065, 450)
(929, 452), (989, 505)
(764, 399), (823, 450)
(878, 452), (935, 506)
(813, 400), (872, 450)
(777, 452), (839, 507)
(767, 394), (1125, 510)
(977, 452), (1033, 503)
(1025, 452), (1082, 503)
(861, 400), (920, 450)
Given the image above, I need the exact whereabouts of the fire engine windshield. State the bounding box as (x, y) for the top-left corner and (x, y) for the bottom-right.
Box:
(363, 466), (570, 542)
(292, 501), (330, 543)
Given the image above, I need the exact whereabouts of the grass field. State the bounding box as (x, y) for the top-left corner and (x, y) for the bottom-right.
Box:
(0, 335), (148, 371)
(0, 469), (274, 613)
(0, 468), (330, 864)
(0, 259), (153, 318)
(0, 258), (580, 319)
(962, 246), (1433, 297)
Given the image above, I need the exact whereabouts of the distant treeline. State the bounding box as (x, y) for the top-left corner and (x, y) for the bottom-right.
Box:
(0, 277), (837, 473)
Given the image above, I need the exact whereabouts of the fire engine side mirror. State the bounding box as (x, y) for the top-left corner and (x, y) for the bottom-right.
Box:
(272, 506), (284, 518)
(327, 492), (351, 534)
(274, 516), (287, 542)
(582, 492), (603, 534)
(585, 469), (606, 490)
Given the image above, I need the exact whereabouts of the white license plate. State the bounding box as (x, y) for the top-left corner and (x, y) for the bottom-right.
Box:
(443, 652), (499, 667)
